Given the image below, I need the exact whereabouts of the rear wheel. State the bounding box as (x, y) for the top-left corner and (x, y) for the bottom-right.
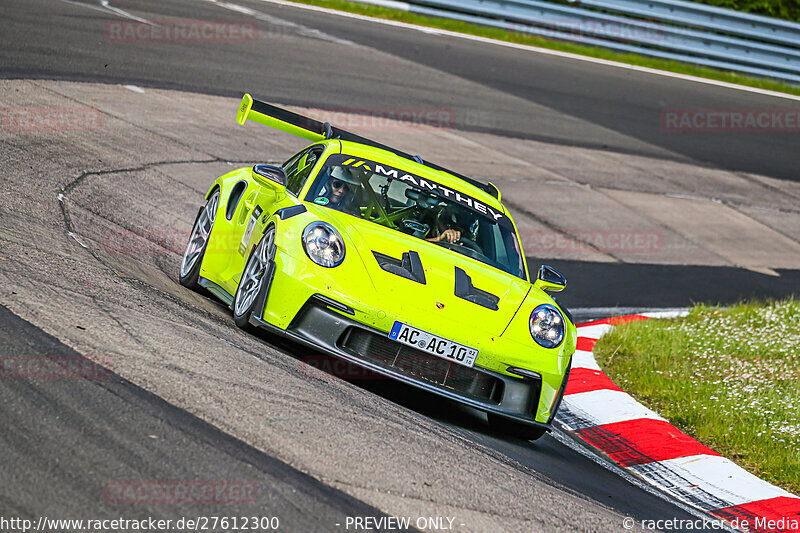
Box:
(488, 414), (547, 441)
(179, 189), (220, 289)
(233, 225), (276, 329)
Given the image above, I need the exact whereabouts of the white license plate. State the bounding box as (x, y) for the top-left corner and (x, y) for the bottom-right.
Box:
(388, 321), (478, 368)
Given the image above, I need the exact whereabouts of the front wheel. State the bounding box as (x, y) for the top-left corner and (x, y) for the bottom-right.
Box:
(179, 189), (220, 289)
(233, 226), (276, 329)
(488, 414), (547, 441)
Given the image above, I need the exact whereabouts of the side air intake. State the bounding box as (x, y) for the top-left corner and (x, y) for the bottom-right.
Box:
(454, 267), (499, 311)
(372, 250), (426, 285)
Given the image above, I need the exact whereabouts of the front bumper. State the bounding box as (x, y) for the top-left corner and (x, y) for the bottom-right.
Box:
(260, 240), (572, 423)
(250, 295), (550, 430)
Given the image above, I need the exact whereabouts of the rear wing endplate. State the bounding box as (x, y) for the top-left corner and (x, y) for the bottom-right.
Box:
(237, 93), (327, 142)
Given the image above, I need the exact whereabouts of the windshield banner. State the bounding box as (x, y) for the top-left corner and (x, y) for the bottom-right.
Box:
(325, 153), (508, 225)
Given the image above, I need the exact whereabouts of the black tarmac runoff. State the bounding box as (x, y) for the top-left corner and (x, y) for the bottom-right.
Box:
(0, 304), (412, 532)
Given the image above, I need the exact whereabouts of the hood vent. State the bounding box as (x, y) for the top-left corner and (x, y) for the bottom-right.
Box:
(454, 267), (499, 311)
(372, 250), (426, 284)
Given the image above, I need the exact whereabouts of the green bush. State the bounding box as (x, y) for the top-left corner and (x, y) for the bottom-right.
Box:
(685, 0), (800, 23)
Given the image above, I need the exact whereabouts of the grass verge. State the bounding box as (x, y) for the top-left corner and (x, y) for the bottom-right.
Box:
(280, 0), (800, 97)
(594, 300), (800, 494)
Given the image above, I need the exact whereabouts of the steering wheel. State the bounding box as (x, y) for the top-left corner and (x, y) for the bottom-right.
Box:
(436, 237), (484, 258)
(456, 236), (483, 254)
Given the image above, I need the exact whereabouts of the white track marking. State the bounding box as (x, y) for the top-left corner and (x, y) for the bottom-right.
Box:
(576, 323), (615, 339)
(629, 455), (798, 507)
(204, 0), (354, 45)
(562, 389), (666, 426)
(573, 307), (689, 318)
(123, 85), (145, 94)
(211, 1), (302, 27)
(251, 0), (800, 103)
(56, 0), (154, 24)
(549, 430), (739, 532)
(67, 232), (89, 249)
(641, 310), (690, 319)
(350, 0), (411, 9)
(58, 193), (89, 248)
(743, 265), (781, 277)
(57, 0), (113, 15)
(571, 349), (602, 371)
(565, 314), (800, 520)
(99, 0), (155, 25)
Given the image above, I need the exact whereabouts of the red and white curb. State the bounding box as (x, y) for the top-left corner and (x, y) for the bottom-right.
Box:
(556, 313), (800, 533)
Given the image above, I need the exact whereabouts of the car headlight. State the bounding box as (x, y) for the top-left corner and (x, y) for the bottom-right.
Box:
(529, 304), (565, 348)
(302, 221), (345, 267)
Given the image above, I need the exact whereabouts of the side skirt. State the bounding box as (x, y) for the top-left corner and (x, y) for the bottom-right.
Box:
(198, 276), (235, 307)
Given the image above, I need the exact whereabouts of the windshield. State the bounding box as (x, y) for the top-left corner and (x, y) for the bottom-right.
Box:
(304, 154), (526, 280)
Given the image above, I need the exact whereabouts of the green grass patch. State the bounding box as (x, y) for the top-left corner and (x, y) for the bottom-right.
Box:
(594, 300), (800, 494)
(284, 0), (800, 97)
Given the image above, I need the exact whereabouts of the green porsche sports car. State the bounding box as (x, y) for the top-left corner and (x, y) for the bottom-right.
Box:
(179, 94), (576, 440)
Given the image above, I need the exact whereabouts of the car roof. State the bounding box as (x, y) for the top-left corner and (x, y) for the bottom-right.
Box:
(334, 140), (508, 216)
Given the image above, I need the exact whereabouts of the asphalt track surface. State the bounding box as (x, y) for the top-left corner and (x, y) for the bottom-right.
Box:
(1, 0), (798, 531)
(1, 76), (715, 531)
(546, 260), (800, 309)
(3, 0), (799, 308)
(2, 0), (800, 180)
(0, 304), (407, 531)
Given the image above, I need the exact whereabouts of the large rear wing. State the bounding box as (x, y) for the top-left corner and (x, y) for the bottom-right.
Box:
(236, 93), (500, 200)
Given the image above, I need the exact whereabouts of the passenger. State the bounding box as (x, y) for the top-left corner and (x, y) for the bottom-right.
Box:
(320, 167), (362, 215)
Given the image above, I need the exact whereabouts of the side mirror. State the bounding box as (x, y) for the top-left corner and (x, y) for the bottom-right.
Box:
(533, 265), (566, 292)
(253, 164), (287, 187)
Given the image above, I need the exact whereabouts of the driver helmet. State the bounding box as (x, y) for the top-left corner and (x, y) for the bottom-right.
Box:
(329, 166), (362, 189)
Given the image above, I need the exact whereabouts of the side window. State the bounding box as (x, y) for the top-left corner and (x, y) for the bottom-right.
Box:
(367, 174), (411, 208)
(284, 146), (323, 196)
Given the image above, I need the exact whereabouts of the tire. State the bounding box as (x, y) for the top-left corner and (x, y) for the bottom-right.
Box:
(488, 413), (547, 441)
(232, 225), (276, 329)
(179, 189), (220, 290)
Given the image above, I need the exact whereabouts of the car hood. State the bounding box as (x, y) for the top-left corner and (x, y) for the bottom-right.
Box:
(319, 208), (531, 337)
